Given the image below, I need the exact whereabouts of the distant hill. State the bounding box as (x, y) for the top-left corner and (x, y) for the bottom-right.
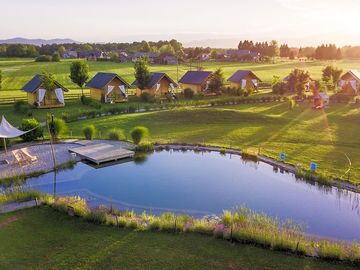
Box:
(0, 37), (81, 46)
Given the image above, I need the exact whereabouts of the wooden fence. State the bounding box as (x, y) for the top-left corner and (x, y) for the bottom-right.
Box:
(0, 93), (90, 105)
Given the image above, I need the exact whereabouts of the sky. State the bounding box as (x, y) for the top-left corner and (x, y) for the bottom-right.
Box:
(1, 0), (360, 47)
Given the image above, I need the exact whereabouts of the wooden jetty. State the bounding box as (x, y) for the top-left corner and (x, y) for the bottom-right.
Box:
(69, 143), (135, 165)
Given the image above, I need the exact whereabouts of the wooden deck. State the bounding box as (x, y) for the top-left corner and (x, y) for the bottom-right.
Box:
(69, 143), (135, 165)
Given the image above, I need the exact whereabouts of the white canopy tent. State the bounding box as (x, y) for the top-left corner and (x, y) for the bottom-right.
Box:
(0, 116), (36, 153)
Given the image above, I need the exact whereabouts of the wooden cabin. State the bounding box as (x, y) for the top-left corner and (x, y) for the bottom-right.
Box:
(227, 70), (262, 90)
(179, 71), (212, 94)
(86, 72), (130, 103)
(132, 73), (178, 99)
(339, 70), (360, 95)
(22, 74), (68, 108)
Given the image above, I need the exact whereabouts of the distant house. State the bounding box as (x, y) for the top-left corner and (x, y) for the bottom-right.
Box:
(179, 71), (212, 94)
(86, 72), (130, 103)
(200, 53), (211, 61)
(132, 73), (178, 98)
(339, 70), (360, 95)
(226, 50), (260, 62)
(60, 50), (78, 59)
(78, 50), (108, 61)
(227, 70), (262, 90)
(22, 74), (68, 108)
(163, 55), (178, 65)
(314, 92), (330, 109)
(131, 52), (160, 64)
(117, 51), (131, 62)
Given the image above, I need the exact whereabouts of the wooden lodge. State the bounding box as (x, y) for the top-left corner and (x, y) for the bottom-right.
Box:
(132, 73), (178, 99)
(227, 70), (262, 90)
(22, 74), (68, 108)
(339, 70), (360, 95)
(178, 71), (212, 94)
(86, 72), (130, 103)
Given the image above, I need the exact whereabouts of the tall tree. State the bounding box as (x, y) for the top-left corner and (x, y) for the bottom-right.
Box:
(287, 69), (310, 97)
(69, 60), (89, 96)
(134, 57), (151, 90)
(208, 68), (225, 92)
(40, 71), (57, 92)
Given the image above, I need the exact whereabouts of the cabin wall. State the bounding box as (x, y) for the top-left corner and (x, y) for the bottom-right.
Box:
(136, 77), (175, 98)
(90, 77), (128, 103)
(229, 74), (258, 90)
(180, 83), (203, 94)
(28, 88), (64, 108)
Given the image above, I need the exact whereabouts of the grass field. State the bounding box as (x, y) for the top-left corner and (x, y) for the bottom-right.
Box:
(61, 103), (359, 185)
(1, 58), (360, 98)
(2, 100), (360, 185)
(0, 206), (356, 270)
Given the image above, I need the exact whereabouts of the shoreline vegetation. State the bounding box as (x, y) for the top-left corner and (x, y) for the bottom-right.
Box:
(0, 189), (359, 266)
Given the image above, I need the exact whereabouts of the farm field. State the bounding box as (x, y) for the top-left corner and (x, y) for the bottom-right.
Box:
(0, 207), (356, 270)
(1, 58), (360, 98)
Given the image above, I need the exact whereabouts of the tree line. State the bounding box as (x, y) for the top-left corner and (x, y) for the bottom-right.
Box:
(0, 39), (184, 58)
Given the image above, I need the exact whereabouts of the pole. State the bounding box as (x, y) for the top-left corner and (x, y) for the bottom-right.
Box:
(3, 138), (7, 154)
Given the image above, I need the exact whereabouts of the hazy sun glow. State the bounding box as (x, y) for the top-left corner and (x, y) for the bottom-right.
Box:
(0, 0), (359, 47)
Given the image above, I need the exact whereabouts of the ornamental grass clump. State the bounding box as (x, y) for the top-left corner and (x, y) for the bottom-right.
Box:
(108, 128), (126, 141)
(317, 241), (348, 261)
(82, 125), (97, 140)
(136, 142), (154, 153)
(130, 126), (149, 145)
(85, 209), (109, 225)
(52, 196), (89, 217)
(0, 188), (41, 205)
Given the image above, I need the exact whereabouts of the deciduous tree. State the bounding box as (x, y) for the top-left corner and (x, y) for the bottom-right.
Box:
(69, 60), (89, 96)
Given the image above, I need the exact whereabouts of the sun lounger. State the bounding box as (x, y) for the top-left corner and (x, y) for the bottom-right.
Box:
(12, 148), (37, 166)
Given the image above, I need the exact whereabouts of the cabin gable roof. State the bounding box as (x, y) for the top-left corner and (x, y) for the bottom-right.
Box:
(179, 71), (212, 85)
(22, 74), (69, 94)
(227, 70), (262, 83)
(132, 73), (178, 89)
(86, 72), (130, 90)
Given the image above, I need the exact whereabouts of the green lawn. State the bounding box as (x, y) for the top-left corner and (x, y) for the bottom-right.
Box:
(0, 207), (356, 270)
(2, 99), (359, 184)
(1, 58), (360, 98)
(62, 102), (359, 185)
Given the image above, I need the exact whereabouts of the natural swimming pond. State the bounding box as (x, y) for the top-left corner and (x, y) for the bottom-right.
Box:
(23, 150), (360, 241)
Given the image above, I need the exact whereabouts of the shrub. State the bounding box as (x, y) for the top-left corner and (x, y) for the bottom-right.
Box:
(136, 142), (154, 153)
(14, 100), (31, 114)
(35, 55), (52, 62)
(82, 125), (97, 140)
(183, 88), (194, 99)
(80, 95), (92, 105)
(130, 126), (149, 145)
(48, 117), (68, 139)
(140, 92), (155, 103)
(52, 52), (60, 62)
(108, 128), (126, 141)
(20, 118), (43, 142)
(289, 99), (296, 110)
(272, 82), (288, 95)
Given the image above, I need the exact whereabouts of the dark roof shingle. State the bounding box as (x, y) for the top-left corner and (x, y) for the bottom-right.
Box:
(22, 74), (68, 93)
(86, 72), (130, 89)
(132, 73), (178, 89)
(227, 70), (261, 83)
(179, 71), (212, 85)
